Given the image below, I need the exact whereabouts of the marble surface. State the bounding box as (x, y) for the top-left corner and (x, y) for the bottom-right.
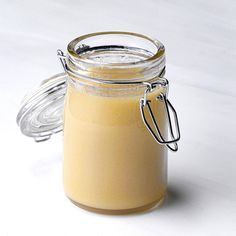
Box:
(0, 0), (235, 235)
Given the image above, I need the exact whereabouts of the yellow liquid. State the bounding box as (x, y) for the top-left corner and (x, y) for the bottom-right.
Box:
(63, 74), (167, 214)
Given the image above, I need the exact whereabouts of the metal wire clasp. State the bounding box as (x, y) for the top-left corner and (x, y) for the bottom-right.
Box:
(57, 49), (67, 72)
(140, 79), (180, 152)
(57, 49), (180, 152)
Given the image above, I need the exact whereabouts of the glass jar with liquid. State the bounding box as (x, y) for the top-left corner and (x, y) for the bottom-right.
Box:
(17, 32), (180, 214)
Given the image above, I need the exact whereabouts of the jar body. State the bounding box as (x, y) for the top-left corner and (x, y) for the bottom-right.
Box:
(63, 78), (168, 214)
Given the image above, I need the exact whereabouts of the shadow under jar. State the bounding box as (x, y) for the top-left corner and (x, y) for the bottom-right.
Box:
(16, 31), (180, 214)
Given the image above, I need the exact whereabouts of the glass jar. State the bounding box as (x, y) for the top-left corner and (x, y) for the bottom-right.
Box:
(17, 31), (180, 214)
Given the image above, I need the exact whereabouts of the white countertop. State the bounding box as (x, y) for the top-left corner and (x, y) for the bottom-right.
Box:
(0, 0), (235, 235)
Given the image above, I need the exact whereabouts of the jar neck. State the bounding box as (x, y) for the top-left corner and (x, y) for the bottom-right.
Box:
(65, 32), (166, 85)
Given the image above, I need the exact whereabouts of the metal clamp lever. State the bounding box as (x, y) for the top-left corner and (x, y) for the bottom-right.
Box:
(140, 82), (180, 152)
(57, 49), (67, 72)
(57, 49), (180, 152)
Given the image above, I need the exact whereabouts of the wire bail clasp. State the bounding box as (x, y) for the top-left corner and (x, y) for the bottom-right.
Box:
(140, 79), (180, 152)
(57, 49), (67, 72)
(57, 49), (180, 152)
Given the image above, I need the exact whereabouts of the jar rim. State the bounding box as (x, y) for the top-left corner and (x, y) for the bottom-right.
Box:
(67, 31), (165, 67)
(64, 31), (166, 84)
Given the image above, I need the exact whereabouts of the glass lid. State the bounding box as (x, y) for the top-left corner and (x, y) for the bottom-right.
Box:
(16, 73), (67, 142)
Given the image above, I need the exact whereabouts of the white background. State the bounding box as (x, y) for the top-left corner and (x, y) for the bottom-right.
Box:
(0, 0), (236, 235)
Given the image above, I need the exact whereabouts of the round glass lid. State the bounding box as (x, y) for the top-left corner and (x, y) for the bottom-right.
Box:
(16, 73), (67, 142)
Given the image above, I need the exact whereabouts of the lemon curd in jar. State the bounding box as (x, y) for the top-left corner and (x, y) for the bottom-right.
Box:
(15, 32), (180, 214)
(63, 32), (168, 214)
